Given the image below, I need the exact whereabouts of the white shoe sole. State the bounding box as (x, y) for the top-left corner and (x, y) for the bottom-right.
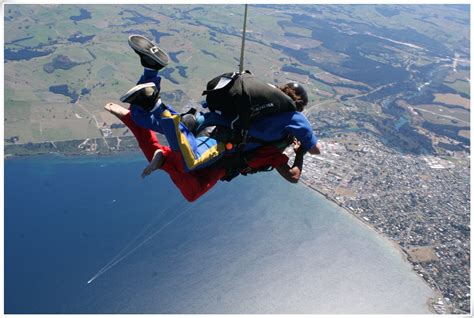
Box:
(119, 82), (156, 103)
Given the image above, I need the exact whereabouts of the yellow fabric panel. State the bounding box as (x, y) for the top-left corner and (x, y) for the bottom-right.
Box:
(161, 109), (226, 170)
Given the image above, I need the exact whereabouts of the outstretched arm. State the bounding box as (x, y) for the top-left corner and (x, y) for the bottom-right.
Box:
(275, 140), (305, 183)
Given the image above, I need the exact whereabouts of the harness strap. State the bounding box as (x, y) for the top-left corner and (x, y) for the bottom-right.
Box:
(219, 134), (294, 182)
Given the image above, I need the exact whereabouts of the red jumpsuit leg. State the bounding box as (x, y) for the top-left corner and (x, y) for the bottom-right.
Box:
(161, 152), (226, 202)
(120, 112), (168, 162)
(119, 111), (225, 202)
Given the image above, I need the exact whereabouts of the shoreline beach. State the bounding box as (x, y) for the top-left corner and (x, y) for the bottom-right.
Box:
(299, 178), (443, 313)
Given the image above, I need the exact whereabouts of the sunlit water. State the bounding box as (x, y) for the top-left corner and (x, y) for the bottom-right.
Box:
(5, 154), (435, 313)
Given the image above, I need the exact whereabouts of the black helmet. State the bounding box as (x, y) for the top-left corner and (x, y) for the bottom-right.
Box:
(286, 82), (308, 110)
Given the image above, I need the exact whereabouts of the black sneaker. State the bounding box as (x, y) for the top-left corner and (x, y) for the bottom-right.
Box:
(120, 83), (160, 112)
(128, 35), (170, 71)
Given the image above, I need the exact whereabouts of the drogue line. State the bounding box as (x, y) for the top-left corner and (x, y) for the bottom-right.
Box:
(86, 202), (190, 284)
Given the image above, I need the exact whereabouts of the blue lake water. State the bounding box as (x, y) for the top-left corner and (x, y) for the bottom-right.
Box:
(4, 154), (436, 314)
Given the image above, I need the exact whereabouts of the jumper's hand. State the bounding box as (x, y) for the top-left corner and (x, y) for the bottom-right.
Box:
(293, 139), (301, 153)
(309, 142), (321, 155)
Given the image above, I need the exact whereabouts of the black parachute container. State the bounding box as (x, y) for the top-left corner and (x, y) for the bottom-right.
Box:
(202, 71), (297, 129)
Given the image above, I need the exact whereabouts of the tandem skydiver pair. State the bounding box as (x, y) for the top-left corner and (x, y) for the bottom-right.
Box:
(105, 35), (321, 202)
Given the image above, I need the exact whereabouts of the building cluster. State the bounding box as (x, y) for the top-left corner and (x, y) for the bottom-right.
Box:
(294, 126), (470, 314)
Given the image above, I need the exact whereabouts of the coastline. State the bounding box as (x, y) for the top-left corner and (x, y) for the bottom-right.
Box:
(299, 178), (442, 314)
(4, 136), (143, 159)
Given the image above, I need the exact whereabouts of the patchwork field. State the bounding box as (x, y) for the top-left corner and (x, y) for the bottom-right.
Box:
(413, 104), (469, 125)
(4, 4), (470, 153)
(433, 93), (470, 109)
(406, 246), (439, 263)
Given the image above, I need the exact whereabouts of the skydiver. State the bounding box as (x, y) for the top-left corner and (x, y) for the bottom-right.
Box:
(104, 102), (302, 201)
(121, 35), (320, 174)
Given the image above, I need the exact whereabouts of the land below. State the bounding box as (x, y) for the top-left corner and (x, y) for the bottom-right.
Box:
(4, 4), (470, 314)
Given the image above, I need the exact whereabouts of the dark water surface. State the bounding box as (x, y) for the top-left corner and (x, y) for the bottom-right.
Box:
(5, 154), (435, 314)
